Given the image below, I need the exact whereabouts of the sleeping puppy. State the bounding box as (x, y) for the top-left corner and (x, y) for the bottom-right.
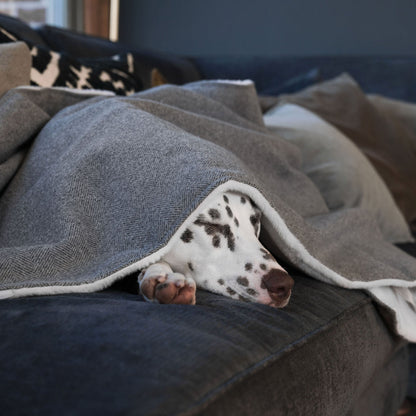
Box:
(138, 192), (294, 308)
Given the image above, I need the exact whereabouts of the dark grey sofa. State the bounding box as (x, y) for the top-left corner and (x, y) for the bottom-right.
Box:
(0, 15), (414, 416)
(1, 267), (409, 416)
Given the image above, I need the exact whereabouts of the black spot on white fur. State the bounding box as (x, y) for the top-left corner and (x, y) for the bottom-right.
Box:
(237, 276), (249, 287)
(227, 287), (236, 296)
(240, 196), (246, 204)
(194, 218), (235, 251)
(181, 229), (193, 243)
(223, 225), (235, 251)
(250, 213), (260, 227)
(188, 262), (194, 271)
(245, 263), (253, 271)
(223, 195), (229, 203)
(226, 206), (233, 218)
(250, 212), (261, 235)
(260, 248), (273, 260)
(208, 209), (221, 220)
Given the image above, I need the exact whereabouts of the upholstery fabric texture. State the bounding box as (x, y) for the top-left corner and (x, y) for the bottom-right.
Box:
(258, 67), (320, 96)
(0, 87), (112, 195)
(0, 41), (30, 98)
(0, 270), (408, 416)
(263, 103), (413, 243)
(409, 343), (416, 398)
(368, 94), (416, 234)
(277, 73), (416, 227)
(193, 55), (416, 101)
(368, 94), (416, 134)
(396, 241), (416, 399)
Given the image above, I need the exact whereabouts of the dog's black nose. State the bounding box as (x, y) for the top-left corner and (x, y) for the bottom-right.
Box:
(261, 269), (294, 306)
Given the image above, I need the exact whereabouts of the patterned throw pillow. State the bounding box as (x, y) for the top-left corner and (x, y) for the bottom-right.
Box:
(0, 26), (141, 95)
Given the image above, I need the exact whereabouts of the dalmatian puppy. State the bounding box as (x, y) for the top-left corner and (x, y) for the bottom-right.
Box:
(138, 192), (294, 308)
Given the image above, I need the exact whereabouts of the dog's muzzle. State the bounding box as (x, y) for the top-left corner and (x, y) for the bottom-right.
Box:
(261, 269), (294, 308)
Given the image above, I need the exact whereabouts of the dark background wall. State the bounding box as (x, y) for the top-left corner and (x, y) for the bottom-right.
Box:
(119, 0), (416, 56)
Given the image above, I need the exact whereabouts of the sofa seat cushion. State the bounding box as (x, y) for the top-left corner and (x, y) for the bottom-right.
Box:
(0, 269), (407, 416)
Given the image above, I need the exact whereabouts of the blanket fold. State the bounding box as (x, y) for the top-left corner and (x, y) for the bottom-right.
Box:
(0, 81), (415, 340)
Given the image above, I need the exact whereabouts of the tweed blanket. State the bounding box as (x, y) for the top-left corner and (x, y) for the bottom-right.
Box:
(0, 81), (415, 340)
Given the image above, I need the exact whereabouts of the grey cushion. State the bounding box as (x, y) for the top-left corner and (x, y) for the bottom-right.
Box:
(264, 103), (413, 243)
(277, 73), (416, 226)
(368, 94), (416, 133)
(396, 241), (416, 399)
(368, 94), (416, 233)
(0, 41), (30, 98)
(0, 269), (407, 415)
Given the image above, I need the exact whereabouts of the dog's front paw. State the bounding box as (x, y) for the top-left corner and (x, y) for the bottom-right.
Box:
(138, 262), (196, 305)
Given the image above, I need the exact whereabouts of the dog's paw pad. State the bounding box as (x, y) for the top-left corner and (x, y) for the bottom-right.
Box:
(140, 272), (196, 305)
(140, 274), (167, 301)
(170, 277), (196, 305)
(155, 273), (196, 305)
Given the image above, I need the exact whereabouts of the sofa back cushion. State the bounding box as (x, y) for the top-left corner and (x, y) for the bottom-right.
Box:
(0, 24), (140, 95)
(277, 73), (416, 228)
(0, 13), (200, 94)
(264, 103), (413, 243)
(193, 55), (416, 102)
(0, 13), (48, 46)
(37, 24), (201, 86)
(0, 41), (30, 97)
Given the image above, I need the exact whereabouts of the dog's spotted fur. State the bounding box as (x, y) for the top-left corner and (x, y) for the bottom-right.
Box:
(138, 192), (294, 307)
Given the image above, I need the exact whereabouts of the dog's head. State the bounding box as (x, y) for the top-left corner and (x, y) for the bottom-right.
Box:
(163, 191), (293, 308)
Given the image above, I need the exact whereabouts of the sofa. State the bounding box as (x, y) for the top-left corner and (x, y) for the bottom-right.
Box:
(0, 14), (415, 416)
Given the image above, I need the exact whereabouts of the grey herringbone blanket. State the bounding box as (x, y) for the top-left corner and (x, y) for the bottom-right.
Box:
(0, 82), (415, 340)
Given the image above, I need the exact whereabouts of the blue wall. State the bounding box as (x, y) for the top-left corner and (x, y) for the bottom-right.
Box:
(119, 0), (416, 56)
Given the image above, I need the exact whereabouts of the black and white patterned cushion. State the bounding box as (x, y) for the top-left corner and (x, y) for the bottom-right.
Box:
(0, 26), (141, 95)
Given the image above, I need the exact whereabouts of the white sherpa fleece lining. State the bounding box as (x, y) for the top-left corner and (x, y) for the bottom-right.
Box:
(16, 85), (116, 96)
(1, 180), (415, 340)
(214, 80), (254, 86)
